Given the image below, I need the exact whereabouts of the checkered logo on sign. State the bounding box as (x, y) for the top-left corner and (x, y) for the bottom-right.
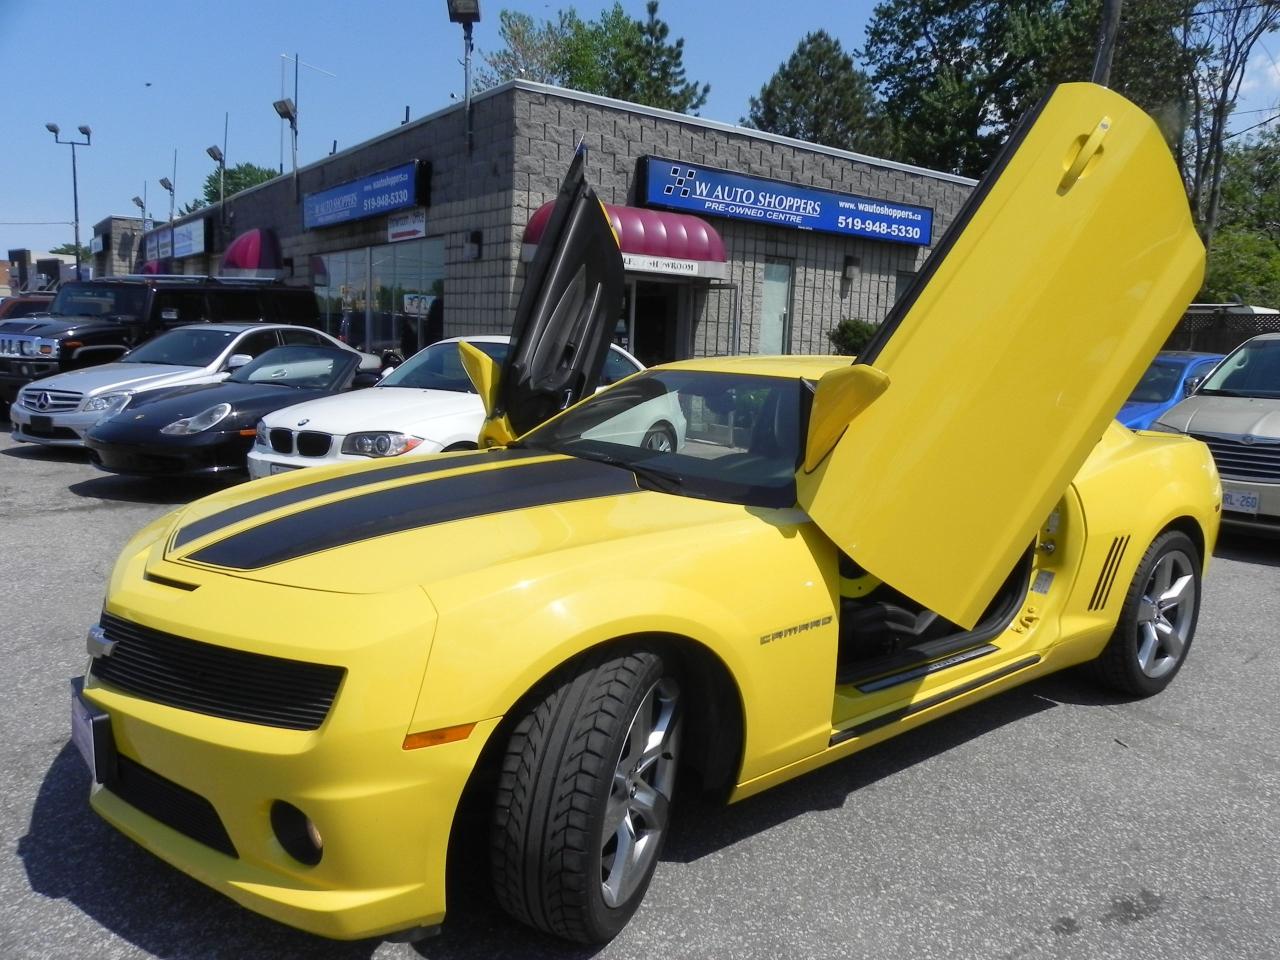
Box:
(663, 165), (697, 198)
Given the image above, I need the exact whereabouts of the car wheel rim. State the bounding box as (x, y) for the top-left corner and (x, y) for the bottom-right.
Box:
(1134, 548), (1195, 679)
(600, 676), (680, 909)
(644, 431), (673, 452)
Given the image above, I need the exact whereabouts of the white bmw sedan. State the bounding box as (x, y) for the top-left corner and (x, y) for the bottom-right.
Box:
(246, 336), (648, 478)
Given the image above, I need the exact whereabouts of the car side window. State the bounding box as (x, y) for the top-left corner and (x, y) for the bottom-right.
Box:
(152, 291), (208, 327)
(601, 348), (642, 385)
(230, 329), (281, 363)
(280, 329), (325, 346)
(206, 291), (265, 323)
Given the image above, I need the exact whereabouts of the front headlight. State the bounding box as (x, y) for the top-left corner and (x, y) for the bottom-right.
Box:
(341, 431), (424, 457)
(255, 420), (269, 447)
(160, 402), (233, 436)
(83, 393), (130, 415)
(1146, 421), (1182, 434)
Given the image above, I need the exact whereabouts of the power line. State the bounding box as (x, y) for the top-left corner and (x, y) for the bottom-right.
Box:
(1224, 110), (1280, 138)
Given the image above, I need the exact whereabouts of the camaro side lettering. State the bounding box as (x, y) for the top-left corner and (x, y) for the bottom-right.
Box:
(760, 615), (833, 645)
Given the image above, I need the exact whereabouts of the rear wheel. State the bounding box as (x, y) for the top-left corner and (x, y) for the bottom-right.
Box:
(490, 648), (682, 943)
(641, 423), (676, 453)
(1091, 529), (1200, 697)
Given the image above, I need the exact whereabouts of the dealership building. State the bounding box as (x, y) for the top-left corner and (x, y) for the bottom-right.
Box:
(115, 80), (975, 364)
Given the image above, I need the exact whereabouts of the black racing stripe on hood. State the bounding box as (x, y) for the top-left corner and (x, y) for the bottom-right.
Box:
(186, 456), (640, 570)
(173, 448), (543, 549)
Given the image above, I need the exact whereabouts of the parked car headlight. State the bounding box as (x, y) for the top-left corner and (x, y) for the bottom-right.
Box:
(82, 393), (130, 415)
(255, 420), (269, 447)
(341, 431), (424, 457)
(160, 403), (233, 436)
(1146, 422), (1181, 434)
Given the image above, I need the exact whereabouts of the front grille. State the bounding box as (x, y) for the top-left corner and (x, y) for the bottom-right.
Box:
(107, 754), (237, 858)
(1193, 433), (1280, 483)
(90, 612), (345, 731)
(296, 431), (332, 457)
(18, 387), (82, 412)
(269, 428), (293, 454)
(0, 335), (37, 358)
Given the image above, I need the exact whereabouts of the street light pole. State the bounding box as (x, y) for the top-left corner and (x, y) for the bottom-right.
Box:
(445, 1), (481, 153)
(45, 122), (92, 280)
(273, 98), (299, 200)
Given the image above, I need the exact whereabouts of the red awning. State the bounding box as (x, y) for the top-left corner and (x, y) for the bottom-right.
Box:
(522, 203), (726, 279)
(141, 260), (165, 274)
(219, 228), (283, 277)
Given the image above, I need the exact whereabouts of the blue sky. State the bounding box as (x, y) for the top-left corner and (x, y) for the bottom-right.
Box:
(1, 0), (1276, 258)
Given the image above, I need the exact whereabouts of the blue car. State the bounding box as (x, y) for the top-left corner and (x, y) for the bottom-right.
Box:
(1118, 350), (1224, 430)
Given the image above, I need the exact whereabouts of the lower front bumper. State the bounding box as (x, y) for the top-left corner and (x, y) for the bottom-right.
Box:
(81, 687), (499, 941)
(1219, 477), (1280, 535)
(9, 402), (98, 447)
(86, 435), (252, 476)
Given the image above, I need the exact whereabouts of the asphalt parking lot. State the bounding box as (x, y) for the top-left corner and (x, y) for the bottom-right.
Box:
(2, 424), (1278, 960)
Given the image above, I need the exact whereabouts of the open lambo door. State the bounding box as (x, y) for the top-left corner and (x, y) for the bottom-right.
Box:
(797, 82), (1205, 629)
(465, 149), (625, 446)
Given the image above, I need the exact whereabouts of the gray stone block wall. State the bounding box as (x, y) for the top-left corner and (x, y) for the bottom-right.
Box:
(175, 81), (973, 355)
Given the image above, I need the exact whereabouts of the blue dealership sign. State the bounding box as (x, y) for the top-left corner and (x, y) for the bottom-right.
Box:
(303, 161), (422, 229)
(641, 156), (932, 246)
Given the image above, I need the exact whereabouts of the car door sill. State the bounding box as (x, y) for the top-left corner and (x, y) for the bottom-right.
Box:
(829, 655), (1042, 746)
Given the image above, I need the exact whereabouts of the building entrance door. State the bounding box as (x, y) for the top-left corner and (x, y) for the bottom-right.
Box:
(632, 280), (681, 367)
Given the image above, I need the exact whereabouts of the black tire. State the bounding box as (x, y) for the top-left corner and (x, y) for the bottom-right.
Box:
(641, 423), (676, 453)
(490, 648), (682, 943)
(1091, 529), (1201, 697)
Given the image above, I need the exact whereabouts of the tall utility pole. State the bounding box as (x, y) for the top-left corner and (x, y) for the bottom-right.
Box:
(45, 122), (92, 280)
(1091, 0), (1123, 86)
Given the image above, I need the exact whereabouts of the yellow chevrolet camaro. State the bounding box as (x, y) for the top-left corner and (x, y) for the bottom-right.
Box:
(73, 83), (1219, 945)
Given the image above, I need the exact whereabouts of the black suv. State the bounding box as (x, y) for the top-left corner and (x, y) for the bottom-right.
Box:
(0, 276), (320, 404)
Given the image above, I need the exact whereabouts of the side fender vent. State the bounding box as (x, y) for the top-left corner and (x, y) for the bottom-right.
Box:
(1088, 535), (1130, 611)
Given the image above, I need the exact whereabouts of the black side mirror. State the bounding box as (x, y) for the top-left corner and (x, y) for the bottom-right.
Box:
(352, 372), (381, 390)
(1184, 375), (1204, 396)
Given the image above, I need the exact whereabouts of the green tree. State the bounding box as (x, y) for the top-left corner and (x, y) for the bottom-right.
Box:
(1201, 125), (1280, 307)
(478, 3), (707, 114)
(180, 162), (277, 215)
(606, 1), (709, 113)
(50, 242), (91, 261)
(744, 30), (884, 154)
(861, 0), (1197, 177)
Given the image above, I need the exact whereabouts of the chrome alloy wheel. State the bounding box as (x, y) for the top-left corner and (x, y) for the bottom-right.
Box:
(1134, 548), (1196, 679)
(600, 677), (681, 909)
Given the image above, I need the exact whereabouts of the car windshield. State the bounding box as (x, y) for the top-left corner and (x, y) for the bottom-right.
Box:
(379, 340), (508, 391)
(121, 327), (238, 367)
(1198, 338), (1280, 399)
(518, 370), (807, 508)
(229, 345), (356, 390)
(1127, 360), (1183, 403)
(49, 283), (148, 320)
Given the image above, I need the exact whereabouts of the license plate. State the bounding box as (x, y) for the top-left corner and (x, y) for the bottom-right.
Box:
(29, 414), (53, 432)
(1222, 488), (1260, 515)
(270, 463), (299, 475)
(70, 677), (116, 784)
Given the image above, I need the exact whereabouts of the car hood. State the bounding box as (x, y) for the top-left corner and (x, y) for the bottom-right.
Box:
(30, 361), (211, 396)
(259, 386), (481, 434)
(0, 314), (123, 337)
(115, 381), (334, 428)
(147, 450), (744, 594)
(1155, 394), (1280, 438)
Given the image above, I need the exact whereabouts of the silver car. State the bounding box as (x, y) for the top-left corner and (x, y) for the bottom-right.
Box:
(1154, 332), (1280, 533)
(10, 323), (373, 448)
